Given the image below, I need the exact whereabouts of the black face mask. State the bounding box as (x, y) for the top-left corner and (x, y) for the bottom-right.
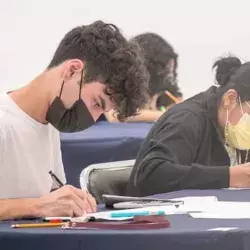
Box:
(46, 81), (95, 133)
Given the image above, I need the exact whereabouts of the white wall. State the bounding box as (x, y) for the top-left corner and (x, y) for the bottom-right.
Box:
(1, 0), (250, 98)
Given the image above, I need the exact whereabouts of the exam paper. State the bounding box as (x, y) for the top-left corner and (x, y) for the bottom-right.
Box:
(190, 201), (250, 219)
(190, 212), (250, 219)
(207, 227), (238, 231)
(73, 196), (218, 221)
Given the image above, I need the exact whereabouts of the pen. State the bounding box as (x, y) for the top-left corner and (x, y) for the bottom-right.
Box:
(110, 210), (165, 218)
(49, 171), (64, 187)
(11, 222), (65, 228)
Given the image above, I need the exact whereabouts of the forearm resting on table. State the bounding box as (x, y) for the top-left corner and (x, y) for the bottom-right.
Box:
(134, 160), (230, 196)
(105, 109), (164, 123)
(0, 198), (40, 220)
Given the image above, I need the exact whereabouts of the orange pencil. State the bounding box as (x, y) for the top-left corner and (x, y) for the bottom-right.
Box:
(165, 90), (179, 104)
(11, 222), (65, 228)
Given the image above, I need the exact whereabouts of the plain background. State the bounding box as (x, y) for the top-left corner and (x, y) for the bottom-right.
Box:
(1, 0), (250, 98)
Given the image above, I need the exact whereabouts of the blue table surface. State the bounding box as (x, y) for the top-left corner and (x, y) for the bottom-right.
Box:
(1, 189), (250, 250)
(60, 121), (153, 142)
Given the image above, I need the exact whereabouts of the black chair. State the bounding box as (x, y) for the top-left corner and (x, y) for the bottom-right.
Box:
(80, 160), (135, 204)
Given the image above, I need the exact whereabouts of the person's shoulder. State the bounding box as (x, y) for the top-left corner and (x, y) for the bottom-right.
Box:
(0, 105), (12, 130)
(0, 93), (16, 126)
(0, 112), (13, 140)
(167, 86), (217, 119)
(168, 100), (205, 120)
(157, 105), (203, 131)
(155, 87), (217, 131)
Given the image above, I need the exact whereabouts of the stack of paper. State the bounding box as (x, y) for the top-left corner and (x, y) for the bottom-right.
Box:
(73, 196), (218, 221)
(77, 196), (250, 220)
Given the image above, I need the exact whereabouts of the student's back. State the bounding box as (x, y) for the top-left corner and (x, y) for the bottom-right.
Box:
(126, 86), (230, 196)
(127, 56), (250, 197)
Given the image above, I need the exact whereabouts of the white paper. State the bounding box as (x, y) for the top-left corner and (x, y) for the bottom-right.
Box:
(73, 196), (218, 221)
(171, 196), (218, 203)
(73, 212), (131, 221)
(190, 212), (250, 219)
(170, 196), (218, 213)
(207, 227), (238, 231)
(190, 201), (250, 219)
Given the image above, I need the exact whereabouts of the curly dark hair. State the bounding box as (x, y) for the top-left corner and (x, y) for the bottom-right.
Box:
(131, 33), (178, 96)
(48, 21), (149, 121)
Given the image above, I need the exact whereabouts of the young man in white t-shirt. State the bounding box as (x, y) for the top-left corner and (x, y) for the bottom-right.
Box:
(0, 21), (149, 220)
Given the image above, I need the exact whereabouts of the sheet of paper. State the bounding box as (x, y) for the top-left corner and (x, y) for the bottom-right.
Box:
(75, 206), (180, 221)
(190, 212), (250, 219)
(73, 196), (218, 221)
(171, 196), (218, 202)
(207, 227), (238, 231)
(170, 196), (218, 213)
(74, 212), (132, 221)
(190, 201), (250, 219)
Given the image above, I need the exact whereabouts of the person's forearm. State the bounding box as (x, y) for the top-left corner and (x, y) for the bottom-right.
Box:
(106, 109), (164, 123)
(0, 198), (40, 220)
(126, 110), (164, 122)
(134, 160), (229, 196)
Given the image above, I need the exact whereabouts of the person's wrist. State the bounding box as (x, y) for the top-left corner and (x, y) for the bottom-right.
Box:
(229, 166), (246, 187)
(27, 197), (45, 218)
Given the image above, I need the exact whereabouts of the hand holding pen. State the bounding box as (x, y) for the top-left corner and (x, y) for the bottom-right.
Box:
(30, 172), (97, 218)
(37, 185), (96, 217)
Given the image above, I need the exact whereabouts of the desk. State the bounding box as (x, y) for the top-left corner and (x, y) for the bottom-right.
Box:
(60, 122), (152, 187)
(2, 189), (250, 250)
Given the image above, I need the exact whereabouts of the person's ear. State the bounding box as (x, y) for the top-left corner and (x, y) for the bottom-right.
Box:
(222, 89), (238, 110)
(63, 60), (84, 80)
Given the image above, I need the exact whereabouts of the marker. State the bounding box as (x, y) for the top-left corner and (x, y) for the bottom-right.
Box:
(43, 217), (71, 222)
(110, 210), (165, 218)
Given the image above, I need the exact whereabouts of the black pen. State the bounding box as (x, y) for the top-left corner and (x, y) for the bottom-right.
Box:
(49, 171), (64, 188)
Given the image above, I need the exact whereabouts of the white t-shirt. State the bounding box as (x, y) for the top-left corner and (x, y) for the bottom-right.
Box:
(0, 93), (66, 199)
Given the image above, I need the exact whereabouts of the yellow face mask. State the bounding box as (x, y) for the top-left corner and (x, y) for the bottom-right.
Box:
(225, 101), (250, 150)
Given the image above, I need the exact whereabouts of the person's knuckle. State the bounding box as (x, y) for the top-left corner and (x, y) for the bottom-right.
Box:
(90, 196), (97, 204)
(66, 208), (74, 217)
(64, 188), (74, 197)
(65, 185), (74, 191)
(69, 200), (75, 208)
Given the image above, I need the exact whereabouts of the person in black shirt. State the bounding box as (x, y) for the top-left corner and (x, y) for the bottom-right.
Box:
(127, 56), (250, 196)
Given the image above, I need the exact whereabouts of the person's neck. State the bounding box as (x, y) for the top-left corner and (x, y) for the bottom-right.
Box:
(9, 72), (53, 124)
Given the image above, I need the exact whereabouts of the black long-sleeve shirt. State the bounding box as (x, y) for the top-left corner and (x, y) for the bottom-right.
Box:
(126, 86), (242, 197)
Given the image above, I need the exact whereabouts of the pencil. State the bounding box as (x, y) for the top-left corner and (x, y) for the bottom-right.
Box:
(11, 222), (65, 228)
(165, 90), (179, 104)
